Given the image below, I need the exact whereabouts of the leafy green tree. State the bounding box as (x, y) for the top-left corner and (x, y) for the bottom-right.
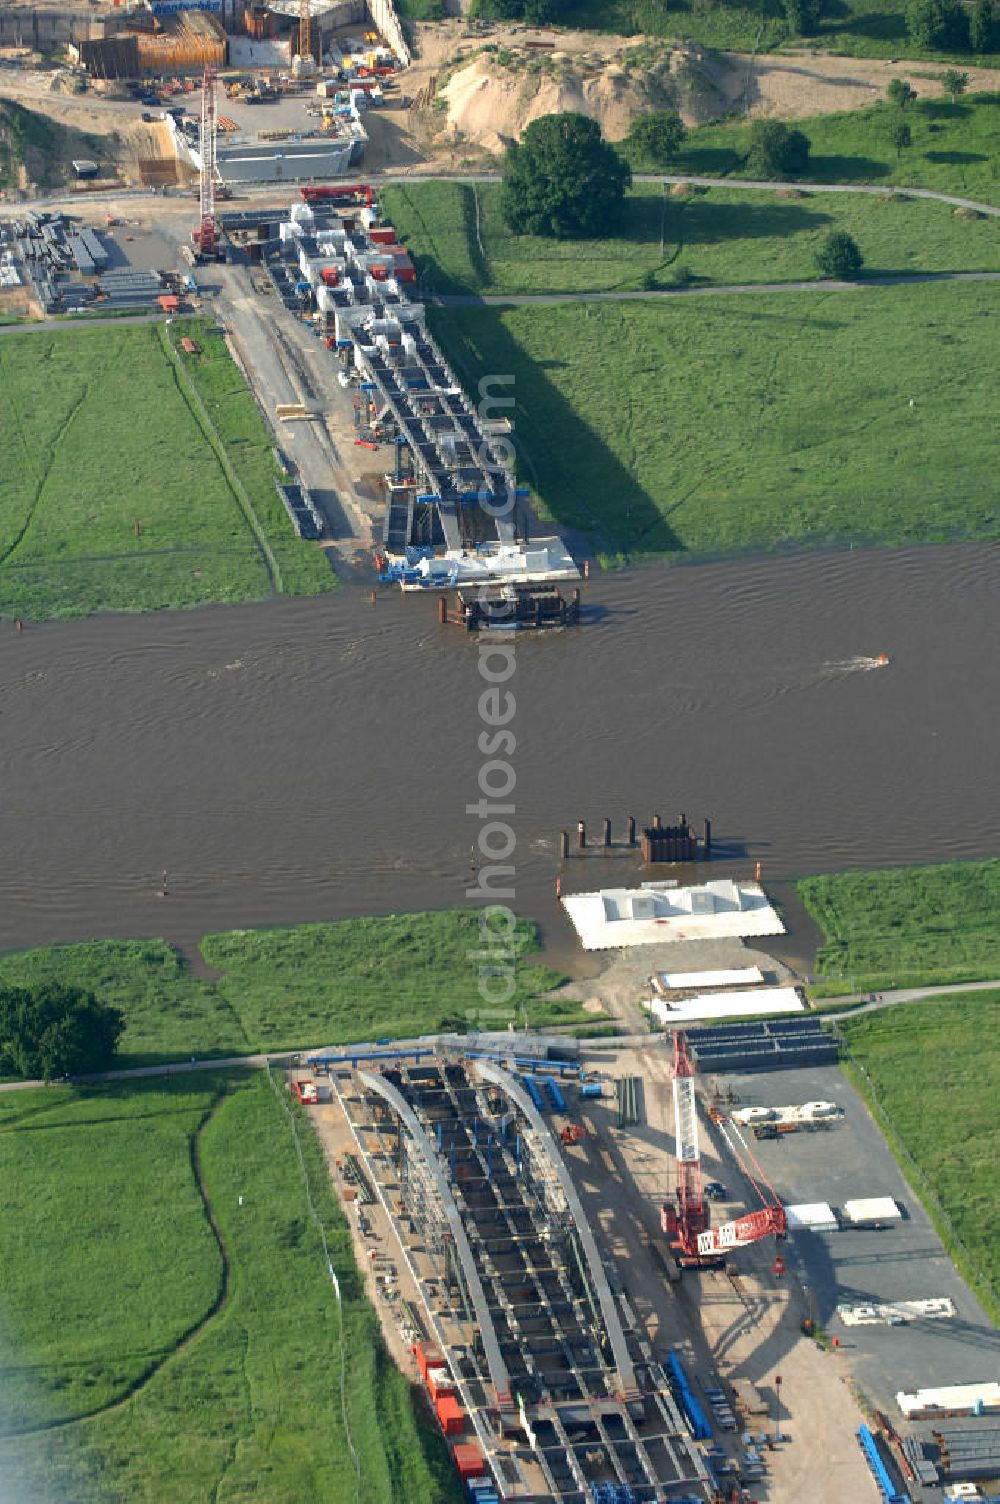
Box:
(627, 109), (686, 166)
(816, 230), (864, 279)
(941, 67), (969, 99)
(892, 119), (913, 157)
(906, 0), (970, 49)
(746, 119), (811, 177)
(0, 983), (124, 1079)
(783, 0), (822, 34)
(886, 77), (918, 109)
(970, 0), (996, 52)
(501, 112), (632, 240)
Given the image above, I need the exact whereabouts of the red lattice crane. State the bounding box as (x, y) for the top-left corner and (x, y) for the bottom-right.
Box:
(191, 64), (218, 261)
(661, 1030), (787, 1269)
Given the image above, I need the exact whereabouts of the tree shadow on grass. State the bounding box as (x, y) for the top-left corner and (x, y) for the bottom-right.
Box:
(819, 8), (908, 38)
(678, 197), (833, 246)
(924, 149), (987, 164)
(921, 99), (972, 120)
(807, 153), (891, 180)
(672, 145), (745, 177)
(426, 306), (679, 560)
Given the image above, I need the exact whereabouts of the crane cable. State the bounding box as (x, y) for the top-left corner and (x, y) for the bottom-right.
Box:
(265, 1063), (362, 1501)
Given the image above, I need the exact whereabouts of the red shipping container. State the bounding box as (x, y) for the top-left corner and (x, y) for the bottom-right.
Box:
(435, 1394), (464, 1436)
(369, 226), (397, 244)
(413, 1342), (443, 1382)
(321, 267), (341, 286)
(426, 1364), (453, 1401)
(453, 1442), (484, 1480)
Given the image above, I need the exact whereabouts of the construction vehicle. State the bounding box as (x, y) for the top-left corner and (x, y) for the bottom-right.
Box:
(560, 1123), (586, 1146)
(661, 1030), (787, 1269)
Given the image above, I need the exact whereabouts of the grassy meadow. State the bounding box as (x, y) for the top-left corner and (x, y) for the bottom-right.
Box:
(0, 320), (333, 620)
(666, 92), (1000, 205)
(799, 858), (1000, 992)
(384, 177), (1000, 296)
(837, 997), (1000, 1324)
(0, 938), (249, 1068)
(0, 1072), (461, 1502)
(429, 280), (999, 561)
(0, 911), (580, 1068)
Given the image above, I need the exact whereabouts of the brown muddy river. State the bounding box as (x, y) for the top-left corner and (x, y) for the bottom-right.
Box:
(1, 544), (996, 969)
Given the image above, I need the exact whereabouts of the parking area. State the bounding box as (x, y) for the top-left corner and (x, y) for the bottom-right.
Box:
(711, 1063), (999, 1414)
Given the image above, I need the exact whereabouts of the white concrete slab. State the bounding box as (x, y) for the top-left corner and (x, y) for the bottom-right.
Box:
(786, 1202), (838, 1232)
(838, 1298), (955, 1327)
(897, 1382), (1000, 1418)
(655, 967), (764, 991)
(646, 987), (804, 1025)
(562, 879), (784, 951)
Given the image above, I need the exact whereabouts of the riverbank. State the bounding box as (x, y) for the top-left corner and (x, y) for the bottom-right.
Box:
(0, 912), (582, 1069)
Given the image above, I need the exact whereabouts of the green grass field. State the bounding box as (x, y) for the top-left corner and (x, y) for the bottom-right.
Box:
(798, 858), (1000, 992)
(0, 911), (581, 1068)
(0, 319), (334, 620)
(837, 997), (1000, 1324)
(384, 176), (1000, 295)
(429, 280), (999, 560)
(0, 1072), (461, 1502)
(0, 938), (250, 1068)
(668, 93), (1000, 205)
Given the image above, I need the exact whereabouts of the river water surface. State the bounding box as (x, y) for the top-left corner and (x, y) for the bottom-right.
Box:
(1, 544), (996, 967)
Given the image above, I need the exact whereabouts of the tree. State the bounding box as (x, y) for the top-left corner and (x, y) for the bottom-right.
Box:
(0, 983), (124, 1080)
(886, 77), (918, 109)
(501, 112), (632, 240)
(892, 119), (913, 157)
(816, 231), (864, 279)
(746, 119), (811, 177)
(906, 0), (970, 49)
(941, 67), (969, 100)
(783, 0), (822, 35)
(627, 110), (686, 167)
(970, 0), (996, 53)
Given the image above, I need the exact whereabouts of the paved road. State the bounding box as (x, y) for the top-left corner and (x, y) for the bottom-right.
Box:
(435, 269), (1000, 306)
(10, 169), (1000, 220)
(824, 975), (1000, 1017)
(3, 976), (996, 1092)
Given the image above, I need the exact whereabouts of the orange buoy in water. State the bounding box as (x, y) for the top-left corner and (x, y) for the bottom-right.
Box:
(878, 652), (889, 665)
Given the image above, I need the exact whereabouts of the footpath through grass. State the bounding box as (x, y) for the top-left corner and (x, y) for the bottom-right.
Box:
(429, 281), (999, 561)
(799, 858), (1000, 993)
(0, 319), (333, 620)
(837, 997), (1000, 1326)
(0, 910), (579, 1068)
(0, 1072), (461, 1502)
(384, 176), (1000, 296)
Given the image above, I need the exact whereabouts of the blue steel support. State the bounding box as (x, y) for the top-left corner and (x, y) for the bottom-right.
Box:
(856, 1425), (910, 1504)
(437, 1121), (443, 1153)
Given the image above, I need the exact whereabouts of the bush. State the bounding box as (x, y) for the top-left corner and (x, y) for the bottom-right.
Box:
(783, 0), (822, 35)
(746, 119), (811, 177)
(627, 109), (686, 166)
(906, 0), (970, 49)
(501, 112), (632, 240)
(0, 983), (124, 1079)
(816, 229), (864, 278)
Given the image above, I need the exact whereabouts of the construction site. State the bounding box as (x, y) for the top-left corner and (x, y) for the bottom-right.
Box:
(286, 1008), (1000, 1504)
(212, 162), (578, 586)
